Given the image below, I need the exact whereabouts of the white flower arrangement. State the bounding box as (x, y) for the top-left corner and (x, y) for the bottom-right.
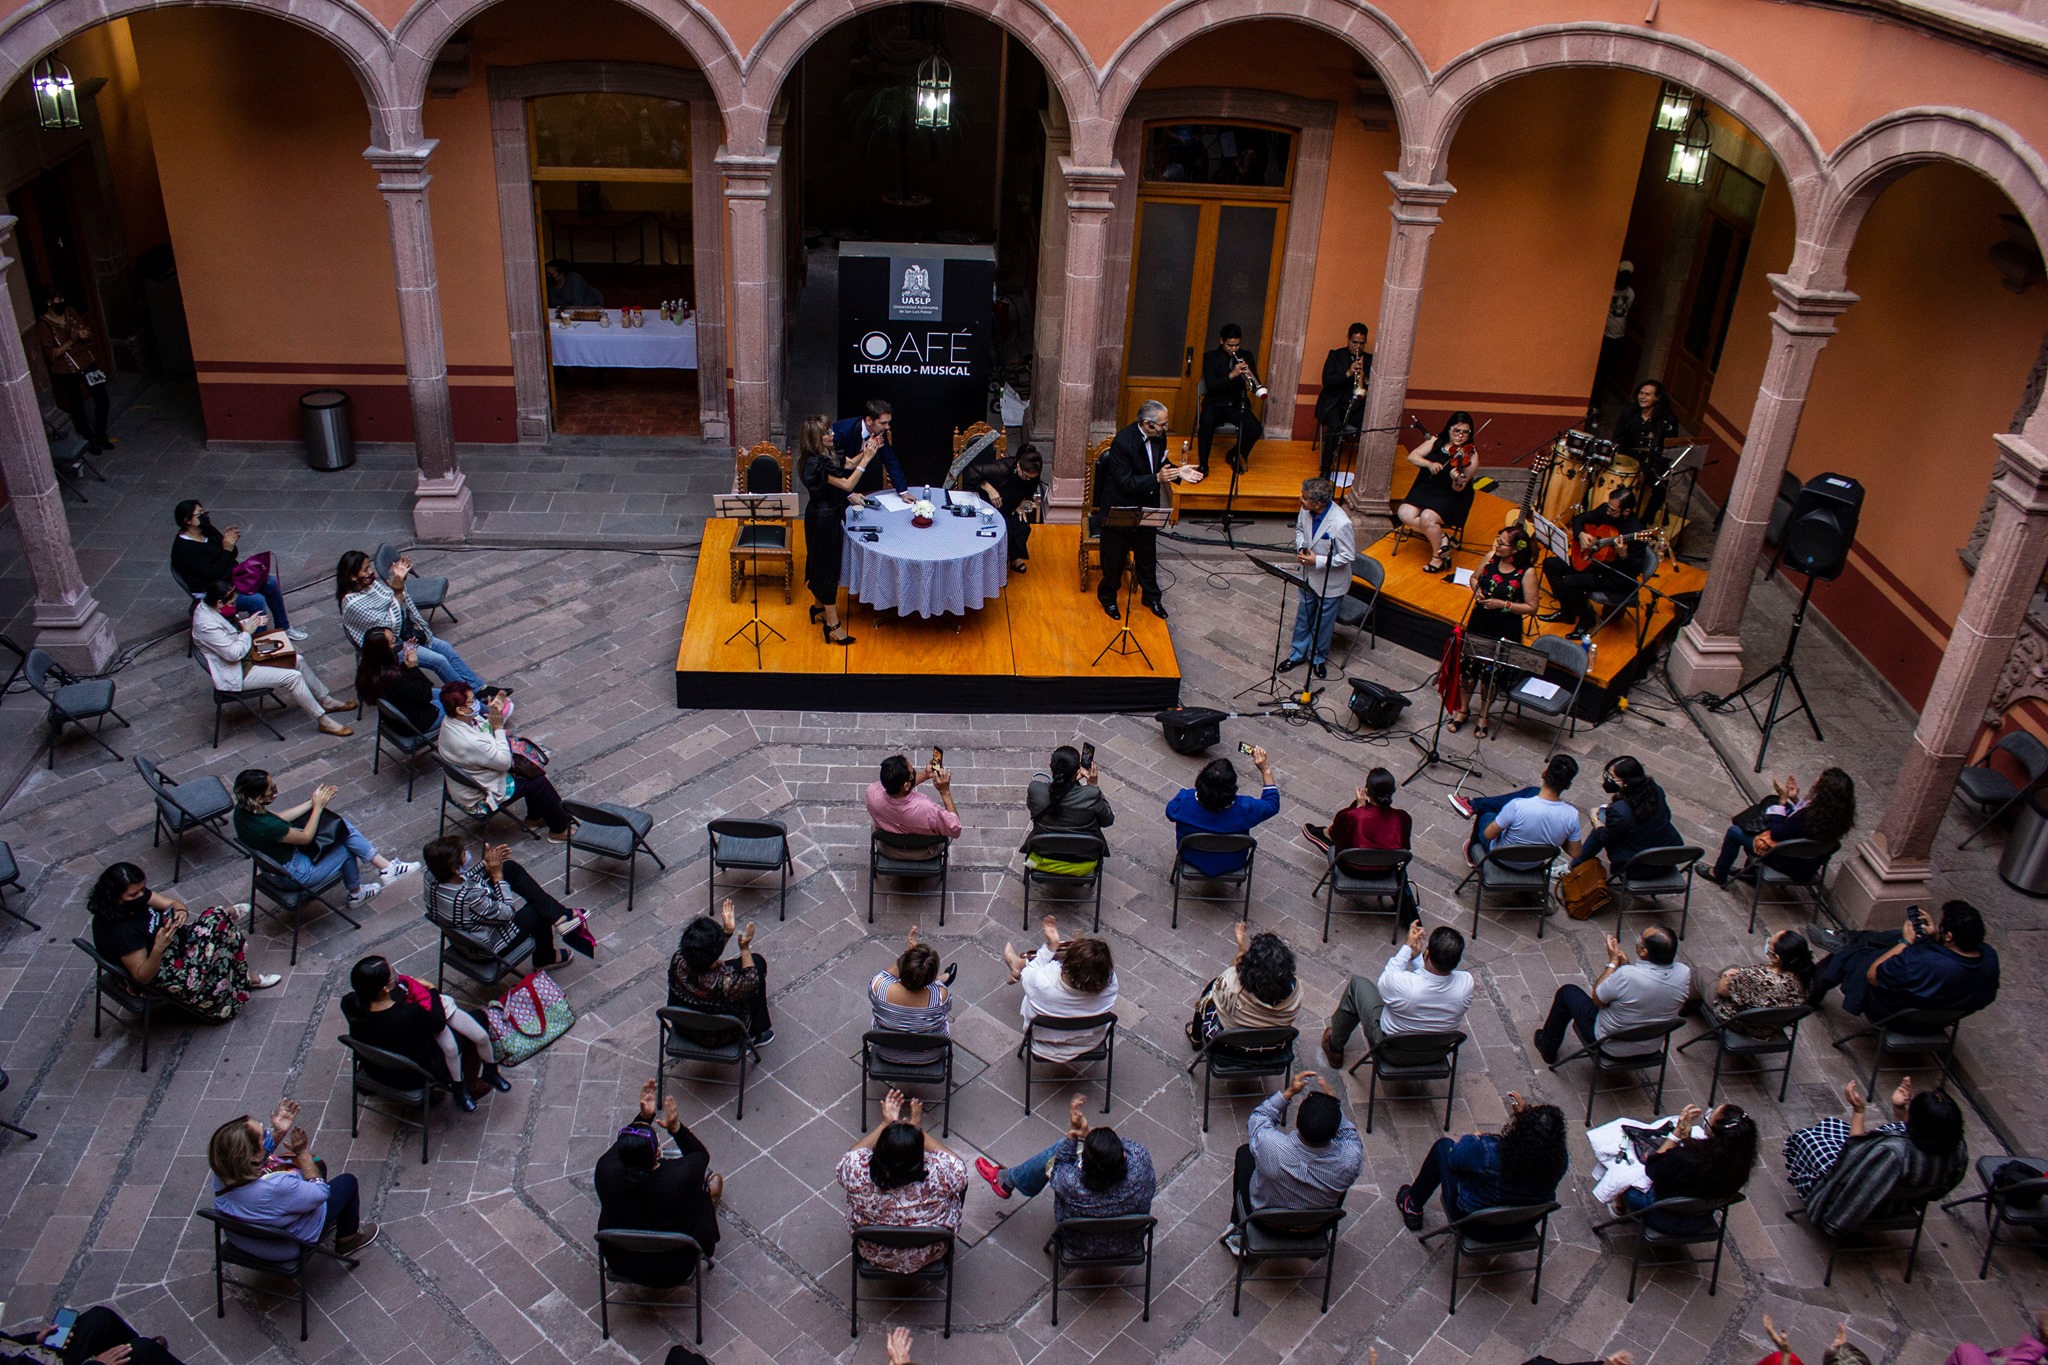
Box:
(911, 499), (937, 519)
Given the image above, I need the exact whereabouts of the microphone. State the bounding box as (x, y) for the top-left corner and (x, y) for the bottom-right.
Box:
(1615, 696), (1668, 728)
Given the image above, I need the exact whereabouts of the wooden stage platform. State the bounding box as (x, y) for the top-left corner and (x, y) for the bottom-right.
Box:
(675, 519), (1182, 713)
(1169, 438), (1334, 522)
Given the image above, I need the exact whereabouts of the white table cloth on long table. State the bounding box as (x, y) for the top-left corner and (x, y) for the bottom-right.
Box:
(549, 311), (697, 369)
(841, 492), (1009, 619)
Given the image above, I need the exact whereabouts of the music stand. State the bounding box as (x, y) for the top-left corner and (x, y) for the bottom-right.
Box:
(1092, 506), (1171, 669)
(1236, 553), (1314, 703)
(712, 491), (796, 668)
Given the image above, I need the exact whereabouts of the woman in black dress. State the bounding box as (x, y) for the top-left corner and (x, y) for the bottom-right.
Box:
(800, 413), (879, 647)
(1612, 379), (1678, 524)
(1453, 524), (1539, 737)
(1398, 410), (1480, 572)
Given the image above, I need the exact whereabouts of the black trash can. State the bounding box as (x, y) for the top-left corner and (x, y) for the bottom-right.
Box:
(1997, 789), (2048, 896)
(300, 389), (356, 470)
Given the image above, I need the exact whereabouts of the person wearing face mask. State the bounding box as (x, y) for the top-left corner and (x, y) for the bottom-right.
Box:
(422, 833), (594, 971)
(191, 581), (355, 736)
(171, 500), (305, 639)
(1573, 756), (1681, 872)
(434, 681), (570, 837)
(38, 291), (111, 455)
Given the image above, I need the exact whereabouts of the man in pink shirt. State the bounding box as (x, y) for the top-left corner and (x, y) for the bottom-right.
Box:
(866, 753), (962, 857)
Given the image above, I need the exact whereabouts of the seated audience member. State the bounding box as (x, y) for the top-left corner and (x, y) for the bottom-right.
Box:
(974, 1093), (1157, 1256)
(1702, 767), (1856, 887)
(839, 1088), (969, 1272)
(192, 582), (354, 736)
(1706, 929), (1817, 1037)
(171, 499), (304, 640)
(1575, 756), (1682, 872)
(424, 834), (592, 972)
(435, 681), (571, 839)
(339, 954), (505, 1112)
(1191, 923), (1301, 1047)
(1458, 754), (1584, 863)
(1025, 745), (1112, 872)
(595, 1079), (723, 1283)
(965, 442), (1044, 572)
(545, 258), (603, 309)
(1786, 1078), (1967, 1235)
(1533, 927), (1691, 1064)
(869, 928), (953, 1062)
(1003, 917), (1117, 1059)
(1394, 1090), (1568, 1234)
(1761, 1316), (1867, 1365)
(1303, 766), (1410, 856)
(1810, 900), (2000, 1022)
(868, 752), (962, 856)
(335, 548), (484, 688)
(1616, 1101), (1759, 1231)
(1230, 1072), (1362, 1237)
(1940, 1312), (2048, 1365)
(207, 1098), (378, 1257)
(1, 1305), (190, 1365)
(232, 769), (415, 906)
(355, 626), (440, 734)
(1167, 746), (1280, 875)
(1322, 920), (1474, 1067)
(87, 862), (277, 1021)
(669, 897), (771, 1045)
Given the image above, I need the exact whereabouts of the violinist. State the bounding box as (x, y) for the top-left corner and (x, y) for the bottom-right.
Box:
(1396, 410), (1480, 574)
(1196, 323), (1266, 475)
(1541, 486), (1649, 638)
(1314, 323), (1372, 479)
(1611, 380), (1678, 524)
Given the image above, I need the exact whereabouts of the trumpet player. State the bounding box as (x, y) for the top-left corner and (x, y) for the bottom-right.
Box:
(1315, 322), (1373, 480)
(1196, 323), (1266, 475)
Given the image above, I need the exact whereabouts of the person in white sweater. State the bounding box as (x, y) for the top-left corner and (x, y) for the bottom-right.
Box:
(191, 582), (356, 737)
(1003, 916), (1118, 1061)
(434, 681), (571, 837)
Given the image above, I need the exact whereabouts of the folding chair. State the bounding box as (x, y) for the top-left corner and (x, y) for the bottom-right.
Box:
(1791, 1180), (1950, 1285)
(371, 700), (441, 801)
(1169, 834), (1257, 928)
(1188, 1027), (1297, 1132)
(1611, 845), (1703, 939)
(594, 1229), (704, 1344)
(1941, 1155), (2048, 1278)
(868, 831), (949, 925)
(375, 543), (456, 623)
(1744, 838), (1839, 933)
(193, 652), (285, 748)
(1832, 1007), (1965, 1094)
(1332, 557), (1384, 667)
(426, 903), (535, 995)
(706, 817), (789, 920)
(1460, 843), (1560, 939)
(1548, 1017), (1685, 1123)
(23, 648), (127, 768)
(657, 1004), (761, 1120)
(0, 1065), (35, 1140)
(1504, 635), (1588, 754)
(1350, 1030), (1465, 1133)
(1225, 1192), (1343, 1315)
(0, 841), (36, 929)
(338, 1034), (438, 1164)
(1020, 832), (1107, 932)
(1591, 1194), (1742, 1302)
(76, 936), (182, 1072)
(1046, 1216), (1156, 1325)
(195, 1206), (362, 1342)
(1418, 1202), (1558, 1313)
(1952, 731), (2048, 848)
(243, 842), (362, 966)
(1677, 1003), (1812, 1104)
(564, 799), (665, 913)
(1019, 1012), (1116, 1114)
(849, 1227), (955, 1338)
(1314, 847), (1411, 943)
(134, 756), (235, 883)
(1586, 543), (1659, 650)
(859, 1030), (954, 1136)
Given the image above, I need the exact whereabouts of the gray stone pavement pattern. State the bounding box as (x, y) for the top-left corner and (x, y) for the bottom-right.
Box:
(0, 394), (2040, 1365)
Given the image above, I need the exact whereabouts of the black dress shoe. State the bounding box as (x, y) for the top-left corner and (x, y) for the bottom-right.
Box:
(1100, 598), (1121, 620)
(1146, 600), (1170, 620)
(1278, 656), (1304, 672)
(1538, 610), (1571, 623)
(455, 1088), (478, 1114)
(1311, 662), (1329, 680)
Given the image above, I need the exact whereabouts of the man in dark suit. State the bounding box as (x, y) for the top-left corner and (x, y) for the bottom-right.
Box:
(1315, 322), (1372, 479)
(1095, 400), (1193, 620)
(1195, 323), (1265, 474)
(831, 399), (908, 495)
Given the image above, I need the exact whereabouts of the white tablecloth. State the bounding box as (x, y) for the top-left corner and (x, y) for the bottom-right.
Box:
(550, 311), (697, 369)
(841, 496), (1009, 618)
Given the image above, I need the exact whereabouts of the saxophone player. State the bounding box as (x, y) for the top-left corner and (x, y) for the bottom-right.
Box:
(1196, 323), (1266, 475)
(1314, 322), (1373, 480)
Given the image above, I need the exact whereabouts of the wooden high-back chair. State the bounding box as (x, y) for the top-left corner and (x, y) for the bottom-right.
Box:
(944, 422), (1007, 489)
(1079, 436), (1113, 593)
(729, 442), (795, 603)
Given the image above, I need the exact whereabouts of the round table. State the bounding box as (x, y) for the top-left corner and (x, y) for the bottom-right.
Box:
(840, 499), (1009, 618)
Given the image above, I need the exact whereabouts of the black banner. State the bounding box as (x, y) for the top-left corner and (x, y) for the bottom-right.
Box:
(838, 242), (994, 487)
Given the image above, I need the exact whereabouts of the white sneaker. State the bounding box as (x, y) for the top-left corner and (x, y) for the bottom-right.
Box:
(286, 627), (310, 641)
(347, 882), (383, 905)
(380, 859), (421, 882)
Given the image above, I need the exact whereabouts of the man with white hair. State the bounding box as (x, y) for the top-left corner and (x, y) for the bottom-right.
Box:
(1280, 477), (1356, 679)
(1093, 400), (1194, 620)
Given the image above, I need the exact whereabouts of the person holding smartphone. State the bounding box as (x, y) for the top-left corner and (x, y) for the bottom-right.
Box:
(866, 751), (961, 858)
(191, 581), (355, 737)
(1, 1305), (190, 1364)
(1807, 899), (2000, 1022)
(1165, 744), (1279, 875)
(1024, 744), (1112, 873)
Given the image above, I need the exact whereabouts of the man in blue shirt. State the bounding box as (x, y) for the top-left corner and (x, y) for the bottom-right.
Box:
(1812, 899), (2000, 1021)
(1453, 754), (1585, 864)
(830, 399), (908, 495)
(1167, 745), (1280, 874)
(1229, 1070), (1361, 1244)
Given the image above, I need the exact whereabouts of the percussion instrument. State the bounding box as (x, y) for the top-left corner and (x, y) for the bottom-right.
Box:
(1590, 453), (1641, 508)
(1541, 436), (1592, 524)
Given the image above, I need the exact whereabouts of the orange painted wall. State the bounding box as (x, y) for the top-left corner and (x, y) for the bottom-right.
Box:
(1700, 169), (1799, 489)
(56, 19), (168, 253)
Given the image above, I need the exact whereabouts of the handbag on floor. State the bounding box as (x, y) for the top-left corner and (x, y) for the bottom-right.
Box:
(486, 969), (574, 1065)
(1558, 858), (1612, 921)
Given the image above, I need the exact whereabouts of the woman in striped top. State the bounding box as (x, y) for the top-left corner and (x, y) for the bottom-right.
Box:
(869, 928), (952, 1063)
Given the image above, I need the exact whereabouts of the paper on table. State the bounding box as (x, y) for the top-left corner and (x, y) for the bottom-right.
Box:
(947, 491), (989, 512)
(1521, 677), (1562, 701)
(872, 493), (911, 512)
(1452, 568), (1474, 587)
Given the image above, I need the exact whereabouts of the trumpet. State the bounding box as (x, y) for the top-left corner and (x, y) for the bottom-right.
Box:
(1236, 358), (1269, 407)
(1348, 354), (1368, 401)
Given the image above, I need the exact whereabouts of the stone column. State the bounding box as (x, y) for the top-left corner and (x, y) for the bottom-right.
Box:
(1355, 176), (1454, 529)
(0, 219), (116, 671)
(1049, 158), (1122, 520)
(1835, 431), (2048, 925)
(1667, 276), (1856, 696)
(1028, 104), (1073, 459)
(718, 147), (781, 447)
(365, 142), (471, 540)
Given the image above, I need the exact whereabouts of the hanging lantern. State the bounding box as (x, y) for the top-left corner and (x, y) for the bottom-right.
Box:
(1653, 82), (1696, 133)
(32, 58), (80, 131)
(1667, 108), (1712, 185)
(914, 53), (952, 129)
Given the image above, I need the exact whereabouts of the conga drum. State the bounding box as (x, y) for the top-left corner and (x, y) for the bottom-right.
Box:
(1540, 438), (1590, 524)
(1590, 454), (1641, 508)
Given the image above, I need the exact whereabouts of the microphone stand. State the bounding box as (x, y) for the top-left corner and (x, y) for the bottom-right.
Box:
(1404, 590), (1483, 787)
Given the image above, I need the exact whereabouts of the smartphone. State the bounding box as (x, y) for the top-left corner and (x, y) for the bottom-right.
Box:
(930, 746), (944, 770)
(48, 1308), (77, 1352)
(1238, 741), (1255, 756)
(1079, 741), (1096, 770)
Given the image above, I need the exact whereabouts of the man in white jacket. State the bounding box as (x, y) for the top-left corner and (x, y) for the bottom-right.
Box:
(191, 582), (354, 737)
(1279, 478), (1357, 680)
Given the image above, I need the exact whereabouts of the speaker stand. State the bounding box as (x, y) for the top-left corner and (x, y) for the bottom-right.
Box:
(1715, 570), (1824, 772)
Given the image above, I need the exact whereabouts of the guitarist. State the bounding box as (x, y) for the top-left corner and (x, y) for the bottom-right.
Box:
(1542, 486), (1649, 637)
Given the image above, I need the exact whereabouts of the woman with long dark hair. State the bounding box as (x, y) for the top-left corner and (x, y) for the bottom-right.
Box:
(1575, 755), (1682, 871)
(799, 413), (878, 647)
(1624, 1101), (1759, 1231)
(1787, 1078), (1967, 1234)
(1703, 767), (1856, 887)
(973, 1094), (1156, 1257)
(354, 626), (440, 734)
(1396, 1090), (1569, 1235)
(334, 548), (485, 687)
(88, 863), (276, 1021)
(339, 954), (505, 1111)
(1706, 929), (1816, 1037)
(838, 1088), (967, 1273)
(1453, 524), (1540, 737)
(1025, 743), (1114, 873)
(1397, 410), (1481, 573)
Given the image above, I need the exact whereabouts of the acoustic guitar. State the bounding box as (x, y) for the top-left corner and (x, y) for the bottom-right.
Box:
(1567, 524), (1666, 574)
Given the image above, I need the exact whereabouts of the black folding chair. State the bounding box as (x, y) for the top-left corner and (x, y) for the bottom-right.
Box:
(134, 756), (235, 883)
(1678, 1004), (1812, 1103)
(1832, 1006), (1965, 1094)
(1226, 1191), (1344, 1315)
(1169, 834), (1257, 928)
(1548, 1017), (1685, 1123)
(1331, 556), (1383, 667)
(193, 651), (285, 748)
(435, 757), (541, 843)
(868, 831), (949, 925)
(1188, 1027), (1297, 1133)
(194, 1206), (362, 1341)
(1314, 847), (1412, 943)
(1590, 1193), (1742, 1302)
(1418, 1201), (1559, 1313)
(371, 700), (441, 801)
(1952, 731), (2048, 848)
(706, 817), (790, 920)
(1351, 1030), (1465, 1133)
(657, 1005), (761, 1120)
(425, 903), (535, 995)
(376, 543), (456, 623)
(23, 648), (126, 768)
(595, 1228), (704, 1343)
(1019, 1012), (1116, 1114)
(1792, 1179), (1950, 1285)
(849, 1226), (955, 1338)
(1046, 1215), (1156, 1325)
(858, 1030), (954, 1136)
(1503, 635), (1588, 755)
(1941, 1155), (2048, 1278)
(1460, 843), (1560, 939)
(0, 1065), (38, 1140)
(1020, 832), (1108, 932)
(564, 799), (666, 913)
(338, 1034), (438, 1164)
(75, 936), (182, 1072)
(1744, 838), (1839, 933)
(0, 841), (35, 929)
(243, 841), (362, 966)
(1611, 845), (1703, 939)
